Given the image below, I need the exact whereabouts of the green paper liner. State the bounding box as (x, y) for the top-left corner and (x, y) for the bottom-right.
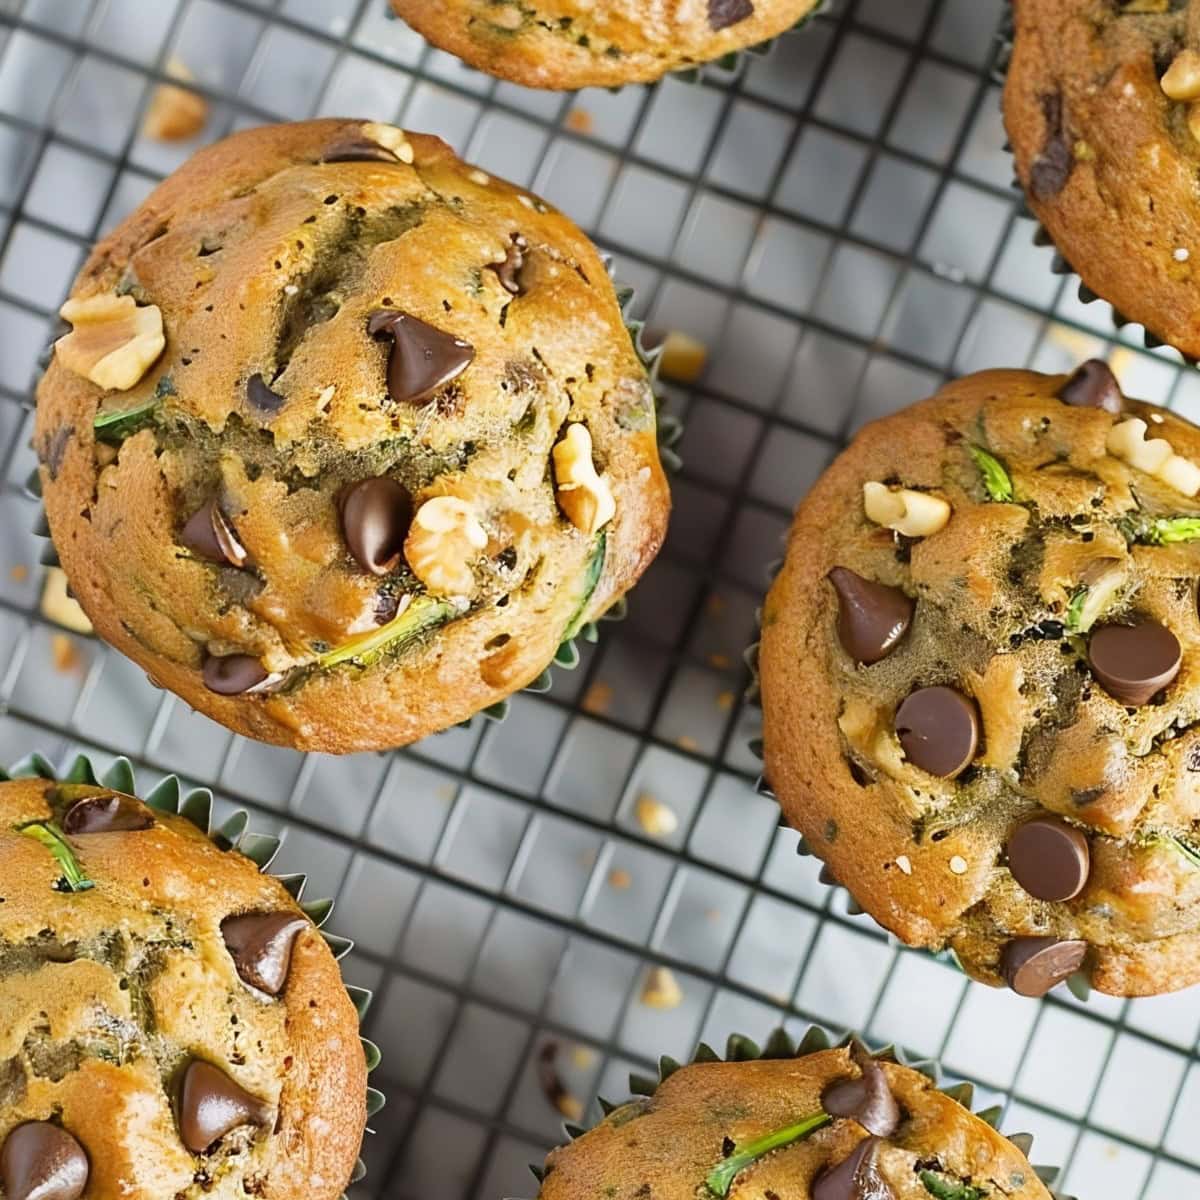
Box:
(3, 751), (382, 1198)
(526, 1024), (1071, 1199)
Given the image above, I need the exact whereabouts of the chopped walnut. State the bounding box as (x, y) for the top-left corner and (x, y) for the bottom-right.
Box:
(553, 423), (616, 535)
(1161, 49), (1200, 101)
(639, 966), (683, 1010)
(862, 481), (951, 537)
(1107, 417), (1200, 496)
(56, 294), (165, 391)
(41, 567), (93, 635)
(404, 496), (487, 597)
(142, 57), (208, 141)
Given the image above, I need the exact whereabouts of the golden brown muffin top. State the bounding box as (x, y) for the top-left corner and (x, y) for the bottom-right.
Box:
(0, 774), (366, 1200)
(34, 119), (668, 753)
(1006, 0), (1200, 357)
(538, 1045), (1051, 1200)
(762, 364), (1200, 998)
(390, 0), (821, 89)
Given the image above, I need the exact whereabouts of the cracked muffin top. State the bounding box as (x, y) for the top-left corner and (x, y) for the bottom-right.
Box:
(537, 1043), (1052, 1200)
(34, 119), (669, 753)
(0, 774), (366, 1200)
(389, 0), (822, 89)
(1005, 0), (1200, 359)
(761, 363), (1200, 998)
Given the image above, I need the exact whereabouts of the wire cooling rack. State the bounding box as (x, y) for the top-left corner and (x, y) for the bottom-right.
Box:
(4, 1), (1200, 1196)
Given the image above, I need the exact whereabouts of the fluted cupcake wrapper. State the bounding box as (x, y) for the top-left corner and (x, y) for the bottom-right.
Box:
(4, 751), (383, 1197)
(525, 1024), (1072, 1199)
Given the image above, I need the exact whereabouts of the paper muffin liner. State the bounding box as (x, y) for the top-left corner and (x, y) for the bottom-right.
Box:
(3, 750), (383, 1197)
(526, 1024), (1071, 1198)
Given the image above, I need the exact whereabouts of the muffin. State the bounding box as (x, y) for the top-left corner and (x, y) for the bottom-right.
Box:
(389, 0), (823, 89)
(1005, 0), (1200, 358)
(34, 118), (669, 753)
(760, 362), (1200, 998)
(0, 752), (377, 1200)
(536, 1027), (1056, 1199)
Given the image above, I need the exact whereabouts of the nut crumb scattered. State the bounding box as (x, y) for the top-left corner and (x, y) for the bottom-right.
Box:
(582, 680), (613, 715)
(635, 793), (679, 838)
(639, 966), (683, 1010)
(570, 1046), (595, 1069)
(676, 735), (700, 752)
(949, 855), (969, 875)
(9, 565), (27, 583)
(51, 633), (82, 674)
(655, 330), (708, 384)
(41, 567), (93, 635)
(608, 867), (632, 890)
(142, 57), (209, 142)
(565, 108), (595, 134)
(708, 653), (731, 670)
(716, 690), (735, 712)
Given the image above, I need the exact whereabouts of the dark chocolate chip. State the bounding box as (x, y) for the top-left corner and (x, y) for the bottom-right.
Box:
(40, 425), (74, 482)
(822, 1060), (900, 1139)
(812, 1138), (893, 1200)
(1029, 92), (1073, 200)
(321, 137), (401, 164)
(180, 499), (250, 568)
(708, 0), (755, 31)
(178, 1060), (272, 1154)
(894, 686), (980, 779)
(246, 373), (286, 415)
(490, 234), (528, 296)
(1001, 936), (1087, 998)
(1088, 620), (1181, 706)
(221, 912), (308, 996)
(202, 653), (269, 696)
(367, 310), (475, 406)
(339, 477), (413, 576)
(1057, 359), (1122, 414)
(62, 791), (153, 835)
(1007, 816), (1090, 902)
(1, 1123), (89, 1200)
(828, 567), (914, 665)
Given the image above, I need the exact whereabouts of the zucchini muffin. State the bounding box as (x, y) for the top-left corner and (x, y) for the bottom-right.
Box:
(0, 756), (371, 1200)
(389, 0), (822, 89)
(761, 362), (1200, 998)
(537, 1031), (1054, 1200)
(1005, 0), (1200, 358)
(34, 119), (668, 753)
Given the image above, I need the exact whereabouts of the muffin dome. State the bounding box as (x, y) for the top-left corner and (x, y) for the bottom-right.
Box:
(390, 0), (822, 89)
(0, 766), (367, 1200)
(761, 364), (1200, 997)
(34, 119), (669, 753)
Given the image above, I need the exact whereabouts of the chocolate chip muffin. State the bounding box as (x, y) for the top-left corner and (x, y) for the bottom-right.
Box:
(760, 362), (1200, 998)
(536, 1028), (1054, 1200)
(0, 753), (374, 1200)
(389, 0), (822, 89)
(1005, 0), (1200, 358)
(34, 119), (669, 753)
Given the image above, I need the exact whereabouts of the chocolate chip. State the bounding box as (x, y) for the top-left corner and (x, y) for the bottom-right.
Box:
(812, 1138), (893, 1200)
(1007, 816), (1090, 902)
(178, 1060), (272, 1154)
(202, 653), (269, 696)
(40, 425), (74, 482)
(708, 0), (754, 31)
(828, 567), (914, 665)
(1029, 92), (1073, 200)
(321, 137), (401, 164)
(339, 477), (413, 576)
(1001, 936), (1087, 997)
(367, 310), (475, 407)
(221, 912), (308, 996)
(180, 498), (250, 568)
(246, 373), (286, 415)
(490, 234), (528, 296)
(1088, 620), (1181, 706)
(1, 1123), (89, 1200)
(62, 791), (153, 835)
(1057, 359), (1122, 414)
(894, 686), (980, 779)
(822, 1061), (900, 1138)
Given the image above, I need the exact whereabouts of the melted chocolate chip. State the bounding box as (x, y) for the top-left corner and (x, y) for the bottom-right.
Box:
(178, 1060), (272, 1154)
(1030, 92), (1074, 200)
(221, 912), (308, 996)
(1088, 620), (1181, 706)
(822, 1060), (900, 1138)
(490, 234), (528, 296)
(812, 1138), (893, 1200)
(1, 1123), (89, 1200)
(367, 310), (475, 406)
(180, 498), (250, 568)
(339, 477), (413, 576)
(894, 686), (980, 779)
(828, 568), (914, 665)
(1001, 936), (1087, 997)
(1057, 359), (1122, 414)
(202, 653), (270, 696)
(62, 791), (154, 835)
(246, 373), (286, 415)
(708, 0), (755, 31)
(1007, 816), (1090, 902)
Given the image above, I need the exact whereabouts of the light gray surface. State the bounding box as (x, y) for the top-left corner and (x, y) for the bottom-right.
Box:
(1, 2), (1199, 1198)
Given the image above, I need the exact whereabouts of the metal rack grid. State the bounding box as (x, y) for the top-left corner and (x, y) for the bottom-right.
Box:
(2, 1), (1200, 1196)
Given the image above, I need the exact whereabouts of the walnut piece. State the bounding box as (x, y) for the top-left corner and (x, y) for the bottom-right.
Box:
(1107, 417), (1200, 496)
(1162, 49), (1200, 101)
(656, 330), (707, 384)
(553, 423), (616, 535)
(404, 496), (487, 597)
(142, 57), (208, 141)
(41, 567), (93, 635)
(862, 481), (951, 537)
(56, 294), (165, 391)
